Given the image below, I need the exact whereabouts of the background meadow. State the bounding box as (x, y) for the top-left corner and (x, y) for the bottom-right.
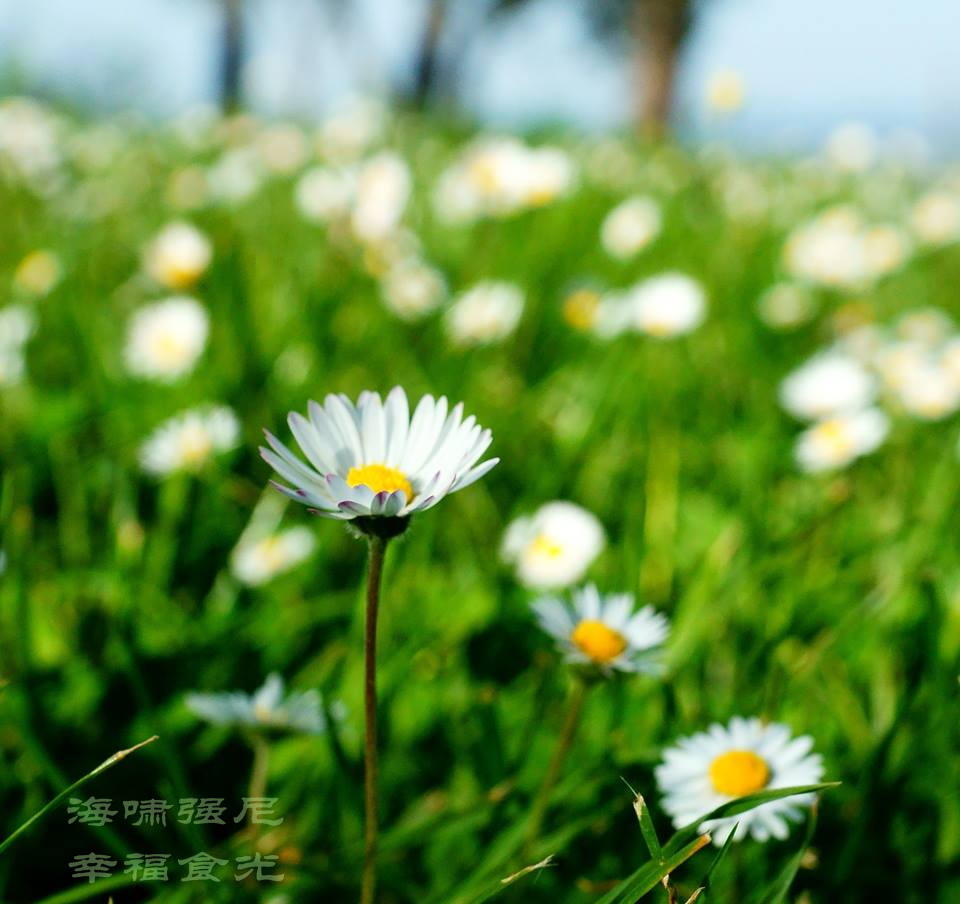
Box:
(2, 94), (960, 902)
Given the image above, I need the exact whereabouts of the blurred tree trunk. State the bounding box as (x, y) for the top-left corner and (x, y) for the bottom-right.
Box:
(219, 0), (245, 113)
(412, 0), (449, 108)
(631, 0), (691, 137)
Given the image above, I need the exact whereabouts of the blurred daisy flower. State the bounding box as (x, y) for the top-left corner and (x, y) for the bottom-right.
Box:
(824, 122), (877, 173)
(231, 528), (316, 587)
(186, 674), (325, 735)
(794, 408), (889, 472)
(351, 152), (411, 243)
(13, 249), (61, 296)
(600, 196), (661, 260)
(533, 584), (668, 675)
(756, 283), (816, 330)
(381, 258), (446, 321)
(502, 501), (604, 590)
(705, 69), (746, 114)
(910, 191), (960, 247)
(294, 165), (355, 223)
(446, 281), (524, 346)
(779, 353), (876, 421)
(261, 386), (498, 524)
(230, 493), (317, 586)
(656, 716), (824, 845)
(124, 295), (209, 382)
(140, 405), (240, 476)
(144, 221), (213, 290)
(631, 273), (707, 338)
(0, 304), (36, 386)
(433, 137), (574, 223)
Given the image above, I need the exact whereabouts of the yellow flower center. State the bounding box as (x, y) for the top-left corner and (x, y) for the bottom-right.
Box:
(571, 620), (628, 663)
(563, 289), (600, 331)
(346, 464), (414, 502)
(529, 534), (564, 559)
(708, 750), (770, 797)
(815, 419), (855, 459)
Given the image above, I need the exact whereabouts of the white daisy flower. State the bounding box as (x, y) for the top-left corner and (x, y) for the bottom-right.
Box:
(600, 196), (662, 260)
(186, 674), (325, 735)
(910, 191), (960, 246)
(260, 386), (498, 524)
(144, 221), (213, 290)
(123, 296), (209, 382)
(231, 527), (316, 587)
(381, 258), (446, 320)
(140, 405), (240, 476)
(794, 408), (889, 473)
(533, 584), (668, 675)
(446, 281), (524, 346)
(629, 273), (707, 338)
(756, 283), (816, 330)
(656, 716), (825, 845)
(894, 364), (960, 421)
(502, 501), (604, 590)
(824, 122), (877, 173)
(351, 151), (411, 243)
(294, 165), (356, 223)
(779, 353), (876, 421)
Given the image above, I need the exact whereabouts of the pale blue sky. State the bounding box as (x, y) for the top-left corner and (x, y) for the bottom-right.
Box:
(1, 0), (958, 150)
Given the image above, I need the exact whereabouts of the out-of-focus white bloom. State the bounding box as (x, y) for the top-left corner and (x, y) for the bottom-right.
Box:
(600, 196), (662, 259)
(705, 69), (746, 113)
(784, 207), (869, 289)
(824, 122), (877, 173)
(630, 273), (707, 338)
(910, 192), (960, 246)
(502, 501), (604, 590)
(186, 673), (325, 735)
(656, 716), (824, 845)
(231, 527), (316, 586)
(140, 406), (240, 476)
(896, 308), (954, 346)
(124, 296), (209, 382)
(144, 222), (213, 290)
(255, 123), (308, 174)
(446, 281), (524, 345)
(317, 97), (385, 162)
(13, 250), (62, 296)
(794, 408), (889, 472)
(533, 584), (669, 675)
(294, 166), (355, 223)
(893, 363), (960, 420)
(875, 341), (929, 391)
(381, 258), (446, 320)
(779, 353), (876, 421)
(863, 226), (911, 278)
(351, 152), (411, 242)
(0, 98), (62, 182)
(592, 290), (634, 339)
(757, 283), (816, 330)
(206, 148), (263, 203)
(720, 168), (770, 222)
(434, 137), (574, 222)
(0, 305), (36, 386)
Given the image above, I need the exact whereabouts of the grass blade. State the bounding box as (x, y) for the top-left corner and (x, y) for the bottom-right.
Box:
(663, 783), (839, 855)
(633, 794), (663, 862)
(0, 735), (158, 856)
(595, 833), (713, 904)
(753, 801), (820, 904)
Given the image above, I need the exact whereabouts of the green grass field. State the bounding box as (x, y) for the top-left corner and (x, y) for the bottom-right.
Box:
(2, 99), (960, 903)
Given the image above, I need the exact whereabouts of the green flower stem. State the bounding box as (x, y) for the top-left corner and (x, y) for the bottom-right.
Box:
(523, 675), (589, 855)
(247, 733), (271, 823)
(361, 534), (388, 904)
